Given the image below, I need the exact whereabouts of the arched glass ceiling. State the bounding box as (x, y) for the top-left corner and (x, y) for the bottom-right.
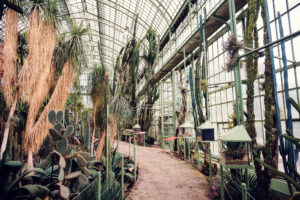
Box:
(66, 0), (185, 72)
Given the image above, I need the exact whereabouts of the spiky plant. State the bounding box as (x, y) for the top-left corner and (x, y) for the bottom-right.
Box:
(88, 64), (109, 155)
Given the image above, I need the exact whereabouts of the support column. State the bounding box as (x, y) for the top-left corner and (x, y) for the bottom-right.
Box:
(171, 71), (176, 153)
(160, 82), (165, 149)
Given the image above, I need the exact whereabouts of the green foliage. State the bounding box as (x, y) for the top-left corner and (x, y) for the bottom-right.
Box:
(23, 0), (62, 28)
(89, 64), (107, 110)
(17, 31), (28, 68)
(52, 22), (89, 75)
(223, 142), (247, 160)
(223, 169), (259, 200)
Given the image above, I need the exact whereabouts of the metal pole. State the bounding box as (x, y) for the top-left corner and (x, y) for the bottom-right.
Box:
(238, 30), (300, 59)
(198, 142), (201, 170)
(87, 115), (90, 150)
(208, 143), (212, 186)
(171, 71), (176, 153)
(220, 165), (224, 200)
(227, 0), (240, 123)
(184, 138), (186, 161)
(105, 102), (109, 184)
(134, 135), (137, 182)
(264, 0), (293, 193)
(160, 82), (165, 149)
(187, 138), (190, 161)
(117, 132), (119, 152)
(97, 171), (101, 200)
(278, 12), (296, 173)
(129, 136), (131, 159)
(121, 155), (124, 200)
(228, 1), (247, 199)
(241, 183), (247, 200)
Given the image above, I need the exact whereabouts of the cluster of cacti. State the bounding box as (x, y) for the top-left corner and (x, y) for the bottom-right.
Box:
(38, 109), (100, 199)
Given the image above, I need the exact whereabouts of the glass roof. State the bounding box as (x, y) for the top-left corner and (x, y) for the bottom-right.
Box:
(66, 0), (185, 73)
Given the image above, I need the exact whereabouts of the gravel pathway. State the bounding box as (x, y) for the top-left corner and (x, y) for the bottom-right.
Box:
(117, 141), (210, 200)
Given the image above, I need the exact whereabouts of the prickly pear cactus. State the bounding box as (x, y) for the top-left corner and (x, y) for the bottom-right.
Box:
(44, 110), (99, 199)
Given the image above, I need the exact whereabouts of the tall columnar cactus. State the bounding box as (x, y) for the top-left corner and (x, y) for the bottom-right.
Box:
(254, 97), (300, 196)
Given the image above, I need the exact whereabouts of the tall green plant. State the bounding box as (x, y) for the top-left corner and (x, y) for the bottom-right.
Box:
(139, 28), (160, 132)
(88, 64), (109, 154)
(118, 15), (140, 122)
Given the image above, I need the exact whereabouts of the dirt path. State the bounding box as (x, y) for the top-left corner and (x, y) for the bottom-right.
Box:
(116, 141), (210, 200)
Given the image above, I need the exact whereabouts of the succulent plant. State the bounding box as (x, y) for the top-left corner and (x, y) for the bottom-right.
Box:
(43, 110), (99, 199)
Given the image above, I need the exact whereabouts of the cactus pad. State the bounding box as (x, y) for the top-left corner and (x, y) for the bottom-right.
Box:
(49, 128), (62, 141)
(59, 156), (66, 168)
(76, 154), (87, 168)
(48, 110), (57, 125)
(54, 123), (63, 134)
(64, 171), (82, 180)
(58, 167), (64, 182)
(78, 152), (96, 162)
(59, 184), (69, 199)
(64, 125), (74, 137)
(56, 110), (64, 123)
(57, 137), (69, 155)
(78, 173), (89, 185)
(82, 167), (91, 177)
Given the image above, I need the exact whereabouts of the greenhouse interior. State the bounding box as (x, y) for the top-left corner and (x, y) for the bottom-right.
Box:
(0, 0), (300, 199)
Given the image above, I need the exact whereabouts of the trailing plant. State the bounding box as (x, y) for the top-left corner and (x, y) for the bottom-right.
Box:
(223, 34), (243, 72)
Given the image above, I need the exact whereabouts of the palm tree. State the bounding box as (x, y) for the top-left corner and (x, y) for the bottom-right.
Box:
(23, 22), (88, 169)
(88, 64), (109, 155)
(0, 6), (20, 160)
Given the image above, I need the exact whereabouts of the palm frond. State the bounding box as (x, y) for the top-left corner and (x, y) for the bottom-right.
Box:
(53, 22), (89, 74)
(23, 0), (62, 28)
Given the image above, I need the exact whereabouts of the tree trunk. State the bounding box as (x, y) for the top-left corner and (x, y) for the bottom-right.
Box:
(0, 89), (19, 160)
(96, 131), (106, 161)
(26, 147), (33, 170)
